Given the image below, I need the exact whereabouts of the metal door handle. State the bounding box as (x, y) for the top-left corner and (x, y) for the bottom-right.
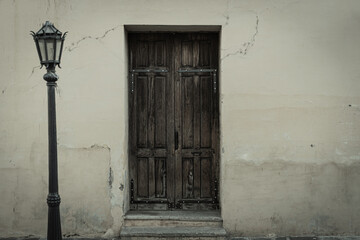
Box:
(175, 131), (179, 150)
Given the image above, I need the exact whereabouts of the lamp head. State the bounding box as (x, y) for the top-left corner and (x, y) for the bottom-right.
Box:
(31, 21), (67, 70)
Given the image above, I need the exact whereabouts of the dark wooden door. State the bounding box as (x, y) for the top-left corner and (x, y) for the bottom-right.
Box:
(129, 33), (219, 210)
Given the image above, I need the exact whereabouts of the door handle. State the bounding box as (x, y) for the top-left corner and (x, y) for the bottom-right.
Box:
(175, 131), (179, 150)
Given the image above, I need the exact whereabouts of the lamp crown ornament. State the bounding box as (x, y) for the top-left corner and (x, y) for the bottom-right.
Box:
(31, 21), (67, 70)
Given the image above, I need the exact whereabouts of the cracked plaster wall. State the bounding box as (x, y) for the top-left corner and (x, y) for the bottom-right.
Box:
(1, 0), (360, 237)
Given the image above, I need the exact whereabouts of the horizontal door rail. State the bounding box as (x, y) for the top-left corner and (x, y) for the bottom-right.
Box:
(130, 69), (169, 94)
(131, 69), (169, 73)
(178, 68), (218, 93)
(135, 148), (168, 158)
(175, 199), (219, 210)
(178, 68), (217, 73)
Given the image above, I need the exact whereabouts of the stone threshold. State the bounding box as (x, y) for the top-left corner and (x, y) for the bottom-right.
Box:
(124, 210), (222, 221)
(120, 226), (227, 237)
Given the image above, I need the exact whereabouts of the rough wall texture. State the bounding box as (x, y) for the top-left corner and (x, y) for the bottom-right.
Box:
(0, 0), (359, 237)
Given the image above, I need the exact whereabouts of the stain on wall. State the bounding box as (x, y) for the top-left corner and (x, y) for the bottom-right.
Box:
(59, 145), (113, 236)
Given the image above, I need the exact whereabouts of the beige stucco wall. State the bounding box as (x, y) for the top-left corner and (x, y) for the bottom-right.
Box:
(0, 0), (360, 237)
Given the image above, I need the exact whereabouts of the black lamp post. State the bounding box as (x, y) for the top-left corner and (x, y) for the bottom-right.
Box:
(31, 21), (67, 240)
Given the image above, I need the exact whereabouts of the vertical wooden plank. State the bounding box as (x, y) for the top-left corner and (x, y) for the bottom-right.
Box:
(174, 36), (183, 203)
(154, 76), (166, 148)
(193, 77), (200, 150)
(181, 41), (193, 67)
(148, 75), (155, 148)
(182, 77), (194, 149)
(200, 76), (212, 148)
(199, 40), (210, 67)
(200, 158), (212, 198)
(193, 38), (202, 199)
(155, 41), (165, 66)
(155, 158), (166, 198)
(167, 34), (175, 206)
(193, 155), (201, 199)
(210, 34), (220, 189)
(128, 34), (137, 201)
(137, 158), (149, 197)
(182, 158), (194, 199)
(193, 38), (199, 68)
(149, 157), (155, 198)
(149, 40), (155, 67)
(193, 74), (201, 198)
(136, 41), (149, 67)
(136, 76), (148, 148)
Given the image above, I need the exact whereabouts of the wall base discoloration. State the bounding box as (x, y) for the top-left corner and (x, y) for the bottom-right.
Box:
(222, 161), (360, 236)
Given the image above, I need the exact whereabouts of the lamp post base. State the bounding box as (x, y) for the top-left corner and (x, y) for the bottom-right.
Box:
(47, 193), (62, 240)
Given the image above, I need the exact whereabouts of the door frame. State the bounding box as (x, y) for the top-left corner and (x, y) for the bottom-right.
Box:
(125, 26), (222, 212)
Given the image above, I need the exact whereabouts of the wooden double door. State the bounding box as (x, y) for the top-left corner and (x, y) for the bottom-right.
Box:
(129, 33), (219, 210)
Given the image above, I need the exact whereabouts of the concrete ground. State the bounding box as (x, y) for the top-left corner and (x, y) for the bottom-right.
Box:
(1, 236), (360, 240)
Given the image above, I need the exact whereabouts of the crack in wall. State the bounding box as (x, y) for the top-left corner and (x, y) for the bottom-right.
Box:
(28, 65), (41, 80)
(108, 167), (113, 189)
(221, 15), (259, 60)
(223, 0), (231, 26)
(46, 0), (51, 14)
(65, 25), (121, 52)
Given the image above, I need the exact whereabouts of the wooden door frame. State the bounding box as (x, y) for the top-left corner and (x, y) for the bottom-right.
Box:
(125, 27), (222, 212)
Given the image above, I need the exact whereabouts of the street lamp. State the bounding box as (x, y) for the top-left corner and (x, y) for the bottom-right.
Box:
(31, 21), (67, 240)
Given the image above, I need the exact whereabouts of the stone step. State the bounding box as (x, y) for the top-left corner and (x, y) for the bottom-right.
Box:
(124, 210), (223, 227)
(120, 226), (227, 240)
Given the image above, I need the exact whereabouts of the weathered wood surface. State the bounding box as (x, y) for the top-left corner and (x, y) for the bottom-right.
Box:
(129, 33), (219, 210)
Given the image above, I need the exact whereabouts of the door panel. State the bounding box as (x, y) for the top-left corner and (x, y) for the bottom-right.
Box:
(129, 34), (173, 210)
(129, 33), (219, 210)
(174, 33), (219, 209)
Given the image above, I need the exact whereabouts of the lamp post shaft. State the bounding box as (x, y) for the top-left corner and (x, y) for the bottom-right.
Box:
(44, 67), (62, 240)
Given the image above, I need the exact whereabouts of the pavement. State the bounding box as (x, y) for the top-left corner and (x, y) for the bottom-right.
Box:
(1, 236), (360, 240)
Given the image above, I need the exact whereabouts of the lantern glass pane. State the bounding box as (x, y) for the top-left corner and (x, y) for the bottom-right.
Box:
(46, 39), (55, 61)
(38, 39), (46, 61)
(56, 39), (62, 61)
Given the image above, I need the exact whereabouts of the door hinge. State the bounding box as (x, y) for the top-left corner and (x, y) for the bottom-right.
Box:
(212, 178), (220, 209)
(130, 179), (135, 204)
